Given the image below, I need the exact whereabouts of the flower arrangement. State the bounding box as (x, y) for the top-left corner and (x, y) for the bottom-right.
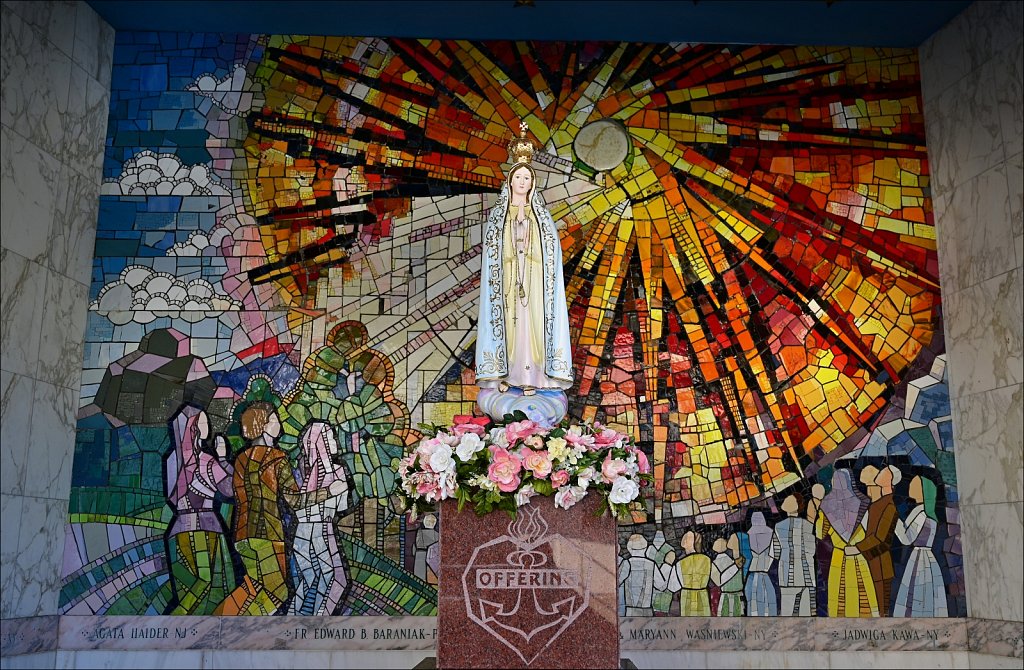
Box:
(398, 412), (652, 519)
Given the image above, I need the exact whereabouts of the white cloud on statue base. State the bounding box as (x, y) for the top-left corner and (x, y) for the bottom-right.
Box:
(91, 265), (241, 325)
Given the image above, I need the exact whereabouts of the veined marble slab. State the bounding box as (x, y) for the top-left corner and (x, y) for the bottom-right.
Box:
(217, 616), (437, 651)
(57, 615), (437, 651)
(47, 615), (980, 654)
(620, 616), (813, 651)
(59, 615), (221, 651)
(967, 618), (1024, 658)
(816, 617), (967, 652)
(0, 615), (59, 656)
(620, 617), (966, 652)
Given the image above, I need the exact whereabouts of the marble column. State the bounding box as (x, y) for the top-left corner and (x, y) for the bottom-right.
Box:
(0, 0), (113, 666)
(920, 0), (1024, 662)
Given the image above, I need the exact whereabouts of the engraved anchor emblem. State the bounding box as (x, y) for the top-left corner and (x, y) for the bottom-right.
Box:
(463, 507), (592, 665)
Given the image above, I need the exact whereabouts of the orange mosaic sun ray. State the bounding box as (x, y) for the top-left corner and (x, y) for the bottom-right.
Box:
(243, 38), (939, 522)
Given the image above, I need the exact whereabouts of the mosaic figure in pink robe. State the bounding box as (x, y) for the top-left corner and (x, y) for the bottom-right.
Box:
(287, 420), (353, 615)
(164, 405), (235, 615)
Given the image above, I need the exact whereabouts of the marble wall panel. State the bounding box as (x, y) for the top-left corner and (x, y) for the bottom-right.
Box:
(622, 652), (709, 669)
(0, 1), (77, 56)
(55, 650), (206, 670)
(997, 41), (1023, 163)
(923, 0), (1024, 631)
(0, 371), (34, 496)
(36, 277), (88, 390)
(6, 497), (67, 618)
(63, 62), (110, 176)
(0, 0), (114, 636)
(954, 384), (1023, 506)
(71, 0), (114, 87)
(0, 494), (25, 618)
(1010, 151), (1023, 269)
(829, 650), (968, 669)
(0, 248), (46, 378)
(967, 653), (1024, 669)
(959, 502), (1024, 623)
(944, 268), (1023, 399)
(967, 618), (1024, 658)
(0, 614), (59, 656)
(924, 50), (1009, 198)
(48, 166), (101, 285)
(202, 650), (428, 670)
(920, 0), (1024, 105)
(0, 123), (61, 265)
(938, 164), (1014, 294)
(0, 3), (72, 160)
(0, 651), (58, 669)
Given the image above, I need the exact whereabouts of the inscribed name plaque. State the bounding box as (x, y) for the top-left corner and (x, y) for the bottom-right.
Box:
(437, 495), (619, 669)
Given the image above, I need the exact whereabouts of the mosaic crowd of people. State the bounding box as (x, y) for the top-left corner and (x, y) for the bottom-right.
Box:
(619, 464), (950, 618)
(162, 403), (354, 615)
(162, 401), (951, 619)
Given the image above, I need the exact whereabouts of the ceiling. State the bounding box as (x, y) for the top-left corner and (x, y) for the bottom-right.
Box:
(85, 0), (970, 47)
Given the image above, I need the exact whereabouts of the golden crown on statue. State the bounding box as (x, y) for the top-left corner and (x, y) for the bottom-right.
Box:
(507, 120), (535, 164)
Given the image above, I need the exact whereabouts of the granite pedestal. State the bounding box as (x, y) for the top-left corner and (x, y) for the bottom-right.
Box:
(437, 495), (620, 669)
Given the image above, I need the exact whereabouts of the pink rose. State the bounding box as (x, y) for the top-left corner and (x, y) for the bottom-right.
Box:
(415, 436), (443, 460)
(593, 427), (621, 447)
(452, 415), (490, 436)
(522, 449), (553, 479)
(487, 447), (523, 493)
(524, 435), (545, 449)
(453, 422), (486, 437)
(564, 427), (596, 451)
(416, 477), (440, 499)
(504, 420), (539, 444)
(601, 455), (628, 483)
(550, 469), (570, 488)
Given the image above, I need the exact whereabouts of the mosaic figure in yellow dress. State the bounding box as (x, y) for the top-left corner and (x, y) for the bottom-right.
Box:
(815, 469), (879, 617)
(659, 530), (713, 616)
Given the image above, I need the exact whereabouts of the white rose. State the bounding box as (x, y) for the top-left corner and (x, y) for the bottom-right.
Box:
(515, 484), (537, 507)
(488, 426), (509, 447)
(455, 432), (485, 461)
(608, 477), (640, 504)
(428, 444), (455, 473)
(554, 485), (587, 510)
(576, 466), (596, 489)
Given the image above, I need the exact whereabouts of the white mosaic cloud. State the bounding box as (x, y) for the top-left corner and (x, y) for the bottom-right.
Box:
(186, 64), (265, 116)
(90, 265), (241, 325)
(166, 213), (256, 256)
(100, 150), (229, 196)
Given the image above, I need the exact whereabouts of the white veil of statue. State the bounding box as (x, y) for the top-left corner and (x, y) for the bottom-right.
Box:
(475, 122), (573, 425)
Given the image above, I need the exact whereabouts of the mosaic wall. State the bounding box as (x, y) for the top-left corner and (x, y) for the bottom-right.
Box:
(62, 33), (963, 619)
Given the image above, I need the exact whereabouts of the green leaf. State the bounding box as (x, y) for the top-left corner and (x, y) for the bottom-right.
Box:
(533, 479), (554, 496)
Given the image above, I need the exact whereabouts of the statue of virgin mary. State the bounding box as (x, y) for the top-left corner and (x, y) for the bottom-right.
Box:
(475, 123), (573, 426)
